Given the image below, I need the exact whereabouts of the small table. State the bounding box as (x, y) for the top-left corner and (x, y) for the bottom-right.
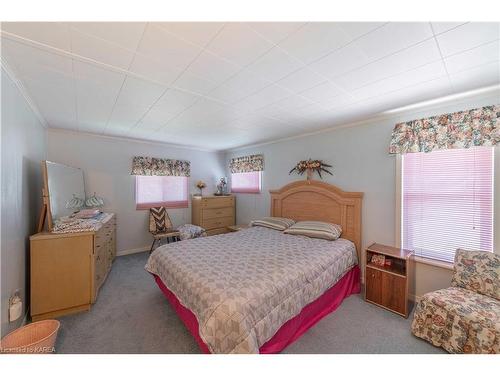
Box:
(227, 224), (249, 232)
(365, 243), (415, 318)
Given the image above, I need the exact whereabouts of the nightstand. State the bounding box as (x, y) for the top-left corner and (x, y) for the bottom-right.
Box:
(364, 243), (415, 318)
(227, 224), (249, 232)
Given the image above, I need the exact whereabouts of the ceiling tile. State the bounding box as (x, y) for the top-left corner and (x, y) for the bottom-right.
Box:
(299, 81), (345, 102)
(309, 44), (371, 80)
(352, 22), (434, 61)
(136, 24), (202, 70)
(106, 76), (166, 131)
(231, 84), (292, 113)
(276, 67), (327, 93)
(278, 23), (353, 64)
(334, 38), (442, 91)
(173, 71), (219, 96)
(183, 50), (241, 86)
(247, 48), (303, 82)
(151, 89), (199, 115)
(206, 69), (270, 103)
(73, 61), (125, 130)
(1, 22), (71, 50)
(114, 76), (165, 109)
(272, 95), (316, 112)
(1, 38), (73, 78)
(444, 40), (500, 75)
(156, 22), (225, 47)
(127, 53), (184, 86)
(352, 61), (447, 101)
(70, 22), (147, 51)
(337, 22), (386, 39)
(205, 23), (273, 66)
(70, 29), (136, 70)
(246, 22), (305, 44)
(449, 61), (500, 92)
(430, 22), (467, 35)
(436, 22), (500, 57)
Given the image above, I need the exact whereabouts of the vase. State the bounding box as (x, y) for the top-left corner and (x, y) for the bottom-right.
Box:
(199, 188), (203, 196)
(306, 169), (313, 181)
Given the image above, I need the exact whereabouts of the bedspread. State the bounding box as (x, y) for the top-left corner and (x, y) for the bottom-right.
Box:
(145, 226), (357, 353)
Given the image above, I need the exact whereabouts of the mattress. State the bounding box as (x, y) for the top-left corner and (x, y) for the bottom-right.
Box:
(145, 226), (358, 354)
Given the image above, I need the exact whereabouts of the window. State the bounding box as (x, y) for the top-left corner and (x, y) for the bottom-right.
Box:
(135, 175), (188, 209)
(401, 147), (493, 263)
(231, 171), (262, 193)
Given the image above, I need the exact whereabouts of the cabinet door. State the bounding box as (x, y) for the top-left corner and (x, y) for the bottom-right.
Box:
(381, 272), (407, 316)
(31, 235), (92, 315)
(365, 267), (382, 304)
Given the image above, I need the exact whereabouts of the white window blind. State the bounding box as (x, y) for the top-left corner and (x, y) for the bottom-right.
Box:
(231, 171), (262, 193)
(135, 175), (188, 209)
(402, 147), (493, 263)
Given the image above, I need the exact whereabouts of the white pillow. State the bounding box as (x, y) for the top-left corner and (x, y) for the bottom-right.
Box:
(250, 217), (295, 231)
(284, 221), (342, 240)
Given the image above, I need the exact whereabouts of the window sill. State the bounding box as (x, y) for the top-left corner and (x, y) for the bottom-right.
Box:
(413, 255), (454, 271)
(136, 202), (188, 210)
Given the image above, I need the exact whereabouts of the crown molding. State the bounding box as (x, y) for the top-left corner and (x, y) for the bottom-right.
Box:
(225, 84), (500, 153)
(46, 127), (223, 153)
(1, 57), (48, 128)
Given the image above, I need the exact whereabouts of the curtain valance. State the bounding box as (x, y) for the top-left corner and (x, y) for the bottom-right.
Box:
(131, 156), (190, 177)
(230, 154), (264, 173)
(389, 104), (499, 154)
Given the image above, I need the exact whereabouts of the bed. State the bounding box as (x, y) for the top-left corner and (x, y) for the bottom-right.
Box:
(145, 180), (363, 354)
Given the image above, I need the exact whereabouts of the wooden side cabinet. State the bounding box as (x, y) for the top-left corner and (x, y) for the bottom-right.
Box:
(364, 243), (415, 318)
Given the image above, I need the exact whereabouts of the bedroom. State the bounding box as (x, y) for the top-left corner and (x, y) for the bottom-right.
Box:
(1, 0), (499, 373)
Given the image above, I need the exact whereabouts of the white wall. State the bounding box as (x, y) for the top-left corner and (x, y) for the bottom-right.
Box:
(225, 91), (500, 297)
(47, 130), (225, 254)
(1, 68), (47, 337)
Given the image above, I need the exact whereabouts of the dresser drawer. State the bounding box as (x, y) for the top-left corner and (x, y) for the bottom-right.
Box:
(202, 196), (234, 209)
(202, 216), (234, 230)
(203, 207), (233, 220)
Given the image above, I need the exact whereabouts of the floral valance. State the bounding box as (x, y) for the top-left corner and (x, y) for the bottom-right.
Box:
(389, 104), (500, 154)
(131, 156), (190, 177)
(230, 154), (264, 174)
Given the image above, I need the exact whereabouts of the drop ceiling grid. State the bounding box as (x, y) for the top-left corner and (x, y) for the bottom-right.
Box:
(1, 21), (499, 150)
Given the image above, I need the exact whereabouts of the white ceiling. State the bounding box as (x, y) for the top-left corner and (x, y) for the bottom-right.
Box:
(1, 22), (499, 151)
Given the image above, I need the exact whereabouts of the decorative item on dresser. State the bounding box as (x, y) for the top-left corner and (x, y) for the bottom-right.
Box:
(30, 213), (116, 321)
(191, 195), (235, 236)
(365, 243), (415, 318)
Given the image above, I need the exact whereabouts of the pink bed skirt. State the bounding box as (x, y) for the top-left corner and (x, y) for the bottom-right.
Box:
(153, 265), (361, 354)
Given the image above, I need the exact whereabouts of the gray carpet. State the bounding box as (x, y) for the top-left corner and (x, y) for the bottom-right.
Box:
(56, 252), (444, 354)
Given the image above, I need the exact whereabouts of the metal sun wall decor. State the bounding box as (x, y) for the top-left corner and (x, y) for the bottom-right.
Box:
(289, 159), (333, 180)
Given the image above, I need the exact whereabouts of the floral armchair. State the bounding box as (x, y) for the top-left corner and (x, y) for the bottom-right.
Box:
(411, 249), (500, 353)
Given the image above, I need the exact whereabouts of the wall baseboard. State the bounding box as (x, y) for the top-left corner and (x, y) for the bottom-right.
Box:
(117, 246), (149, 257)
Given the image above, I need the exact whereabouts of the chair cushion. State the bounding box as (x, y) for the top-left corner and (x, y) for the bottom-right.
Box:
(149, 207), (173, 234)
(451, 249), (500, 300)
(411, 287), (500, 353)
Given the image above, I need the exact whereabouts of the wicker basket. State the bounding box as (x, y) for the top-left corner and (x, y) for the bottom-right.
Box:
(0, 320), (60, 354)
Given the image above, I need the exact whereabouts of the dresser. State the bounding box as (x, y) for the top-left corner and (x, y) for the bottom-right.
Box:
(191, 196), (235, 236)
(29, 213), (116, 321)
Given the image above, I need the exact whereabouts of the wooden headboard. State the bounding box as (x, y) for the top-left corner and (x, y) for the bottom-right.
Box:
(270, 180), (363, 259)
